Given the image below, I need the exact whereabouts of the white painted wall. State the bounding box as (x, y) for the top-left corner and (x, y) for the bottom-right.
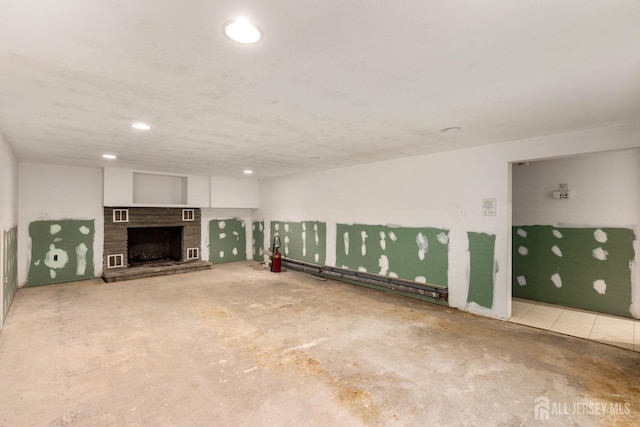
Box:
(200, 208), (254, 262)
(0, 134), (18, 232)
(513, 149), (640, 227)
(0, 133), (19, 328)
(103, 168), (133, 206)
(210, 176), (259, 208)
(188, 175), (211, 207)
(257, 122), (640, 320)
(513, 148), (640, 318)
(18, 164), (104, 286)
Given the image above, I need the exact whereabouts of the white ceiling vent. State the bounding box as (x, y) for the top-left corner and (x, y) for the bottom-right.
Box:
(107, 254), (124, 268)
(113, 209), (129, 223)
(187, 247), (199, 260)
(182, 209), (195, 221)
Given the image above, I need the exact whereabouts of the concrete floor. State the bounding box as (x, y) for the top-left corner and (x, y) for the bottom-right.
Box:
(0, 262), (638, 426)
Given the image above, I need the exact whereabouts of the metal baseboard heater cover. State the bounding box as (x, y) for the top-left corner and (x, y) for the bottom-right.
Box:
(280, 257), (448, 301)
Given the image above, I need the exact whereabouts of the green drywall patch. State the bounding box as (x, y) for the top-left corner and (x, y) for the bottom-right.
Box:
(512, 225), (635, 318)
(336, 223), (449, 287)
(252, 221), (265, 262)
(27, 220), (95, 287)
(467, 232), (496, 309)
(3, 226), (18, 321)
(209, 218), (247, 264)
(270, 221), (326, 264)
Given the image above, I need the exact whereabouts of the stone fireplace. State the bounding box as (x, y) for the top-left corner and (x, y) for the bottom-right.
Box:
(103, 207), (202, 274)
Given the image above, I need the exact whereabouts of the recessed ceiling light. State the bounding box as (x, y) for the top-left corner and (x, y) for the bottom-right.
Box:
(223, 18), (262, 44)
(131, 122), (151, 130)
(309, 156), (321, 160)
(441, 126), (462, 133)
(243, 170), (253, 175)
(102, 154), (117, 160)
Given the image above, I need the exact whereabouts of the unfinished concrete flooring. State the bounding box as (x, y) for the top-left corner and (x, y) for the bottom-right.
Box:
(0, 262), (638, 426)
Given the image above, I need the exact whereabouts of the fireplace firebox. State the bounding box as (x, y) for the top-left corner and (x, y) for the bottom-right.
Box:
(127, 226), (183, 266)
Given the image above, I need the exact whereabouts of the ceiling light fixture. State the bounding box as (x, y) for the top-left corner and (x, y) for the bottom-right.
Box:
(102, 154), (117, 160)
(223, 18), (262, 44)
(131, 122), (151, 130)
(441, 126), (462, 133)
(243, 170), (253, 175)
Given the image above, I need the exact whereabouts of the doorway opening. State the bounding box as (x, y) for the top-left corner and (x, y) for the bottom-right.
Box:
(509, 149), (640, 351)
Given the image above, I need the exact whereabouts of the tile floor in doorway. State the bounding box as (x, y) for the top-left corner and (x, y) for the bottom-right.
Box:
(510, 297), (640, 352)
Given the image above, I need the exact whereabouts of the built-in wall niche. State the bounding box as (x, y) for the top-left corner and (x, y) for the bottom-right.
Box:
(132, 173), (187, 205)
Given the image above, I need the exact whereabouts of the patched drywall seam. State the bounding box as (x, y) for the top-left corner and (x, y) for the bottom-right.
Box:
(209, 218), (247, 264)
(467, 232), (496, 309)
(270, 221), (326, 264)
(513, 225), (635, 318)
(27, 220), (95, 287)
(3, 226), (18, 321)
(252, 221), (265, 262)
(336, 223), (449, 286)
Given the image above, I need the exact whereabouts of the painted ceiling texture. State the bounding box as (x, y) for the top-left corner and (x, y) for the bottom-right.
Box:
(0, 1), (639, 178)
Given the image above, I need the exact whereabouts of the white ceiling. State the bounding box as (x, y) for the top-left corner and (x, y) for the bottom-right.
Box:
(1, 1), (639, 179)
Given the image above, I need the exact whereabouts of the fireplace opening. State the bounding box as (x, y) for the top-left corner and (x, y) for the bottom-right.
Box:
(128, 226), (183, 266)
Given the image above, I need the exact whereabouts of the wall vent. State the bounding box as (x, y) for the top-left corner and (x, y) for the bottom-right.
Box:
(113, 209), (129, 223)
(107, 254), (124, 268)
(186, 247), (199, 260)
(182, 209), (195, 221)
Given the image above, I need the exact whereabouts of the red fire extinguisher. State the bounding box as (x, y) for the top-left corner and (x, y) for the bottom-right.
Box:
(272, 248), (282, 273)
(271, 236), (282, 273)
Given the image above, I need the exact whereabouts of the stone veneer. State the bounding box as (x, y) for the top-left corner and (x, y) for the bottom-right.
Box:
(103, 207), (201, 270)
